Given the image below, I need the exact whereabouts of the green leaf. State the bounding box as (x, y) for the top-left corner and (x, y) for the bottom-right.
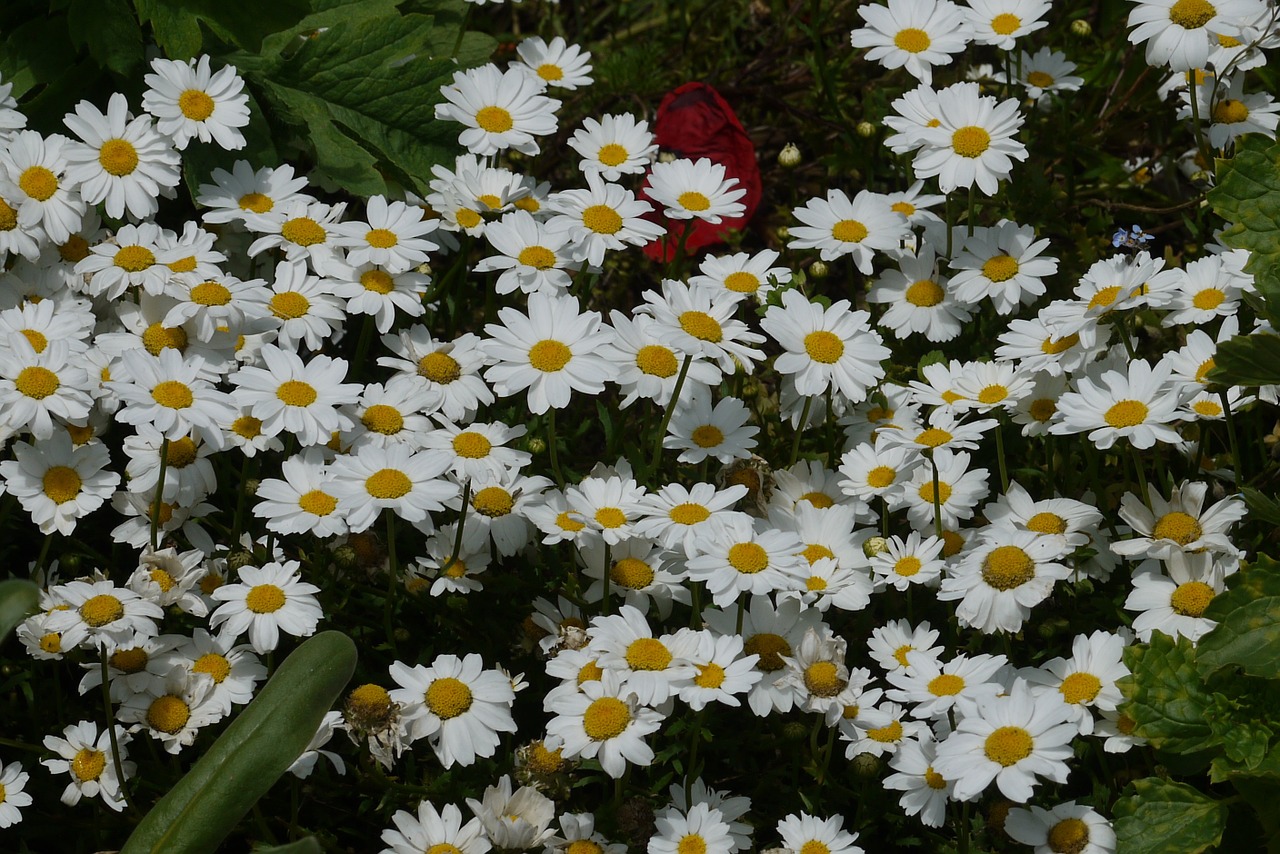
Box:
(1119, 632), (1219, 755)
(1203, 554), (1280, 622)
(1197, 596), (1280, 679)
(0, 578), (39, 646)
(134, 0), (311, 58)
(1206, 690), (1274, 769)
(1113, 778), (1228, 854)
(249, 12), (494, 195)
(258, 0), (407, 58)
(252, 838), (322, 854)
(121, 631), (357, 854)
(1242, 488), (1280, 528)
(1210, 136), (1280, 305)
(1210, 331), (1280, 387)
(0, 16), (80, 99)
(66, 0), (144, 76)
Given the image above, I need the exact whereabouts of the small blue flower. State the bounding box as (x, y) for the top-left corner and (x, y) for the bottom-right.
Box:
(1112, 225), (1152, 250)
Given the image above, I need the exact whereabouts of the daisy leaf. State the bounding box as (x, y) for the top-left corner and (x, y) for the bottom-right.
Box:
(1119, 631), (1219, 755)
(1112, 778), (1228, 854)
(1196, 555), (1280, 680)
(1210, 136), (1280, 314)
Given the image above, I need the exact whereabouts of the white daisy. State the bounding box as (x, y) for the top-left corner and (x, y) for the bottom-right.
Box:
(850, 0), (972, 84)
(645, 157), (746, 224)
(516, 36), (594, 90)
(388, 652), (517, 768)
(568, 113), (659, 180)
(142, 55), (250, 150)
(788, 188), (907, 271)
(209, 560), (324, 654)
(435, 63), (561, 156)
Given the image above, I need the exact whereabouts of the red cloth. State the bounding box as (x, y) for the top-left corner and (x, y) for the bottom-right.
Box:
(642, 82), (761, 262)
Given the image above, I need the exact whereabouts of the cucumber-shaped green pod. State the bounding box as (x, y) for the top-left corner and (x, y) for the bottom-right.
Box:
(121, 631), (357, 854)
(0, 578), (39, 646)
(254, 837), (323, 853)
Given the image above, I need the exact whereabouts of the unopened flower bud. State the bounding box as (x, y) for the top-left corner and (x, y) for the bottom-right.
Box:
(227, 549), (256, 572)
(526, 437), (547, 455)
(851, 752), (882, 778)
(856, 120), (876, 138)
(1070, 19), (1091, 36)
(809, 259), (829, 279)
(863, 536), (889, 558)
(778, 142), (802, 167)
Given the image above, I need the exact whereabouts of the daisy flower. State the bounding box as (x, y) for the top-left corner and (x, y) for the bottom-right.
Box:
(589, 605), (698, 706)
(846, 699), (930, 758)
(603, 310), (723, 409)
(74, 221), (173, 299)
(899, 448), (990, 532)
(327, 443), (458, 534)
(839, 438), (922, 507)
(1111, 480), (1244, 561)
(229, 345), (362, 448)
(41, 721), (134, 811)
(545, 171), (666, 267)
(195, 160), (313, 224)
(1050, 359), (1184, 450)
(1127, 0), (1259, 71)
(0, 432), (119, 535)
(664, 391), (759, 465)
(914, 82), (1028, 195)
(868, 244), (972, 342)
(545, 813), (628, 854)
(142, 55), (249, 150)
(677, 632), (763, 711)
(568, 113), (659, 180)
(163, 628), (268, 715)
(389, 653), (517, 768)
(951, 360), (1033, 413)
(331, 195), (440, 273)
(474, 210), (577, 296)
(1125, 551), (1227, 643)
(690, 249), (792, 304)
(995, 313), (1102, 377)
(128, 546), (209, 617)
(1005, 801), (1117, 854)
(870, 531), (947, 590)
(435, 63), (561, 156)
(776, 812), (863, 854)
(787, 188), (907, 271)
(885, 84), (944, 154)
(763, 288), (891, 402)
(62, 93), (181, 220)
(887, 650), (1007, 720)
(0, 760), (32, 828)
(633, 481), (749, 556)
(938, 527), (1072, 634)
(566, 474), (648, 546)
(883, 736), (953, 827)
(869, 619), (945, 673)
(516, 36), (594, 90)
(948, 220), (1058, 314)
(649, 803), (735, 854)
(640, 279), (766, 375)
(933, 679), (1076, 802)
(545, 670), (664, 779)
(343, 377), (440, 451)
(0, 130), (84, 244)
(645, 157), (746, 224)
(420, 418), (530, 482)
(850, 0), (972, 84)
(579, 537), (690, 618)
(111, 348), (236, 449)
(688, 509), (807, 602)
(380, 801), (491, 854)
(480, 292), (617, 414)
(1023, 630), (1130, 736)
(452, 469), (552, 557)
(378, 328), (494, 422)
(1009, 47), (1085, 101)
(246, 199), (347, 277)
(253, 448), (348, 537)
(1159, 254), (1246, 327)
(209, 560), (323, 654)
(964, 0), (1050, 49)
(1187, 72), (1280, 149)
(119, 667), (225, 754)
(467, 775), (556, 851)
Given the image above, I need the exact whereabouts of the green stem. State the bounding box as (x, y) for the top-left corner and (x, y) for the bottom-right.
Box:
(601, 543), (612, 616)
(966, 183), (976, 236)
(100, 647), (137, 812)
(1188, 71), (1212, 169)
(1129, 441), (1151, 506)
(789, 396), (815, 467)
(652, 355), (693, 471)
(1219, 389), (1244, 485)
(150, 437), (170, 551)
(684, 707), (707, 804)
(930, 454), (944, 539)
(384, 511), (400, 656)
(450, 3), (472, 57)
(994, 420), (1010, 493)
(547, 407), (566, 488)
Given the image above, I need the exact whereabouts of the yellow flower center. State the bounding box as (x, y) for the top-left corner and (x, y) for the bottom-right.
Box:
(915, 427), (952, 447)
(40, 633), (63, 654)
(280, 217), (326, 247)
(804, 661), (844, 697)
(366, 468), (412, 500)
(679, 310), (723, 342)
(893, 27), (932, 53)
(583, 696), (630, 739)
(677, 191), (711, 212)
(804, 330), (845, 364)
(193, 652), (232, 684)
(800, 842), (831, 854)
(595, 507), (627, 529)
(1192, 288), (1225, 310)
(418, 351), (462, 384)
(365, 228), (398, 249)
(806, 575), (828, 591)
(356, 269), (393, 294)
(80, 594), (124, 627)
(528, 741), (564, 774)
(43, 465), (82, 504)
(270, 291), (310, 320)
(984, 725), (1033, 766)
(728, 542), (769, 574)
(1152, 511), (1202, 544)
(1087, 285), (1122, 311)
(360, 404), (404, 436)
(191, 281), (232, 306)
(723, 271), (760, 293)
(239, 192), (273, 213)
(981, 545), (1035, 590)
(178, 89), (216, 121)
(245, 583), (286, 613)
(59, 234), (91, 262)
(143, 323), (188, 355)
(476, 105), (514, 133)
(98, 139), (139, 176)
(425, 676), (473, 719)
(1027, 70), (1055, 89)
(895, 555), (922, 577)
(831, 219), (868, 242)
(529, 339), (572, 372)
(924, 767), (948, 789)
(556, 510), (586, 532)
(892, 200), (917, 217)
(691, 424), (724, 448)
(567, 842), (602, 854)
(346, 683), (392, 722)
(1169, 0), (1216, 29)
(0, 198), (18, 231)
(1104, 399), (1148, 428)
(928, 673), (965, 696)
(72, 747), (107, 782)
(905, 279), (945, 306)
(1193, 399), (1223, 417)
(110, 647), (148, 672)
(597, 143), (629, 166)
(20, 329), (47, 353)
(1027, 512), (1067, 535)
(473, 485), (514, 517)
(694, 662), (725, 688)
(1041, 333), (1080, 354)
(228, 417), (261, 442)
(669, 503), (711, 525)
(866, 465), (897, 488)
(636, 344), (679, 378)
(19, 166), (58, 201)
(1029, 398), (1057, 422)
(517, 245), (557, 270)
(298, 489), (337, 517)
(427, 845), (463, 854)
(455, 208), (482, 229)
(114, 244), (156, 272)
(867, 720), (904, 743)
(1059, 671), (1102, 705)
(577, 659), (604, 684)
(1171, 580), (1215, 616)
(582, 204), (623, 234)
(918, 480), (952, 505)
(452, 431), (492, 459)
(978, 385), (1009, 405)
(611, 557), (655, 589)
(990, 12), (1021, 34)
(802, 544), (836, 564)
(151, 379), (194, 409)
(1047, 817), (1091, 854)
(147, 695), (191, 734)
(276, 379), (317, 407)
(148, 567), (175, 592)
(743, 632), (792, 672)
(625, 637), (673, 671)
(982, 254), (1020, 282)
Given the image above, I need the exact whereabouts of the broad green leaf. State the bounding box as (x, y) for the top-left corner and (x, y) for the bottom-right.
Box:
(258, 0), (407, 58)
(1210, 136), (1280, 305)
(1197, 595), (1280, 679)
(0, 578), (39, 646)
(249, 13), (494, 195)
(252, 838), (322, 853)
(1242, 488), (1280, 528)
(66, 0), (144, 76)
(1119, 632), (1219, 754)
(1113, 778), (1228, 854)
(1210, 331), (1280, 387)
(1203, 554), (1280, 622)
(134, 0), (311, 58)
(121, 632), (357, 854)
(1211, 739), (1280, 783)
(0, 16), (80, 99)
(1206, 689), (1275, 769)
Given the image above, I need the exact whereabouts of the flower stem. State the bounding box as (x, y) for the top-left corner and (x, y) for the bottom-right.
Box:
(384, 511), (400, 656)
(1219, 389), (1244, 485)
(930, 454), (944, 539)
(1129, 441), (1151, 506)
(994, 420), (1010, 493)
(547, 407), (565, 488)
(789, 397), (814, 467)
(150, 437), (170, 551)
(99, 647), (137, 813)
(652, 355), (693, 472)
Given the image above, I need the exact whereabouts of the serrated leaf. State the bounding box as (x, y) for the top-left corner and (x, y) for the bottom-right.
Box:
(259, 0), (407, 58)
(1210, 742), (1280, 784)
(135, 0), (311, 58)
(1210, 331), (1280, 387)
(1210, 136), (1280, 301)
(249, 13), (494, 195)
(1112, 778), (1228, 854)
(1119, 632), (1219, 754)
(1203, 555), (1280, 621)
(1197, 596), (1280, 679)
(66, 0), (144, 76)
(1206, 691), (1273, 768)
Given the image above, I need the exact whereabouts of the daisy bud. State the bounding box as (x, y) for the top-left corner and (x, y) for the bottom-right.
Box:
(851, 752), (881, 777)
(862, 536), (889, 558)
(776, 225), (790, 240)
(778, 142), (802, 167)
(809, 259), (829, 279)
(856, 120), (876, 138)
(526, 437), (547, 455)
(227, 549), (255, 572)
(658, 150), (677, 163)
(243, 478), (260, 496)
(782, 721), (808, 741)
(1070, 19), (1091, 37)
